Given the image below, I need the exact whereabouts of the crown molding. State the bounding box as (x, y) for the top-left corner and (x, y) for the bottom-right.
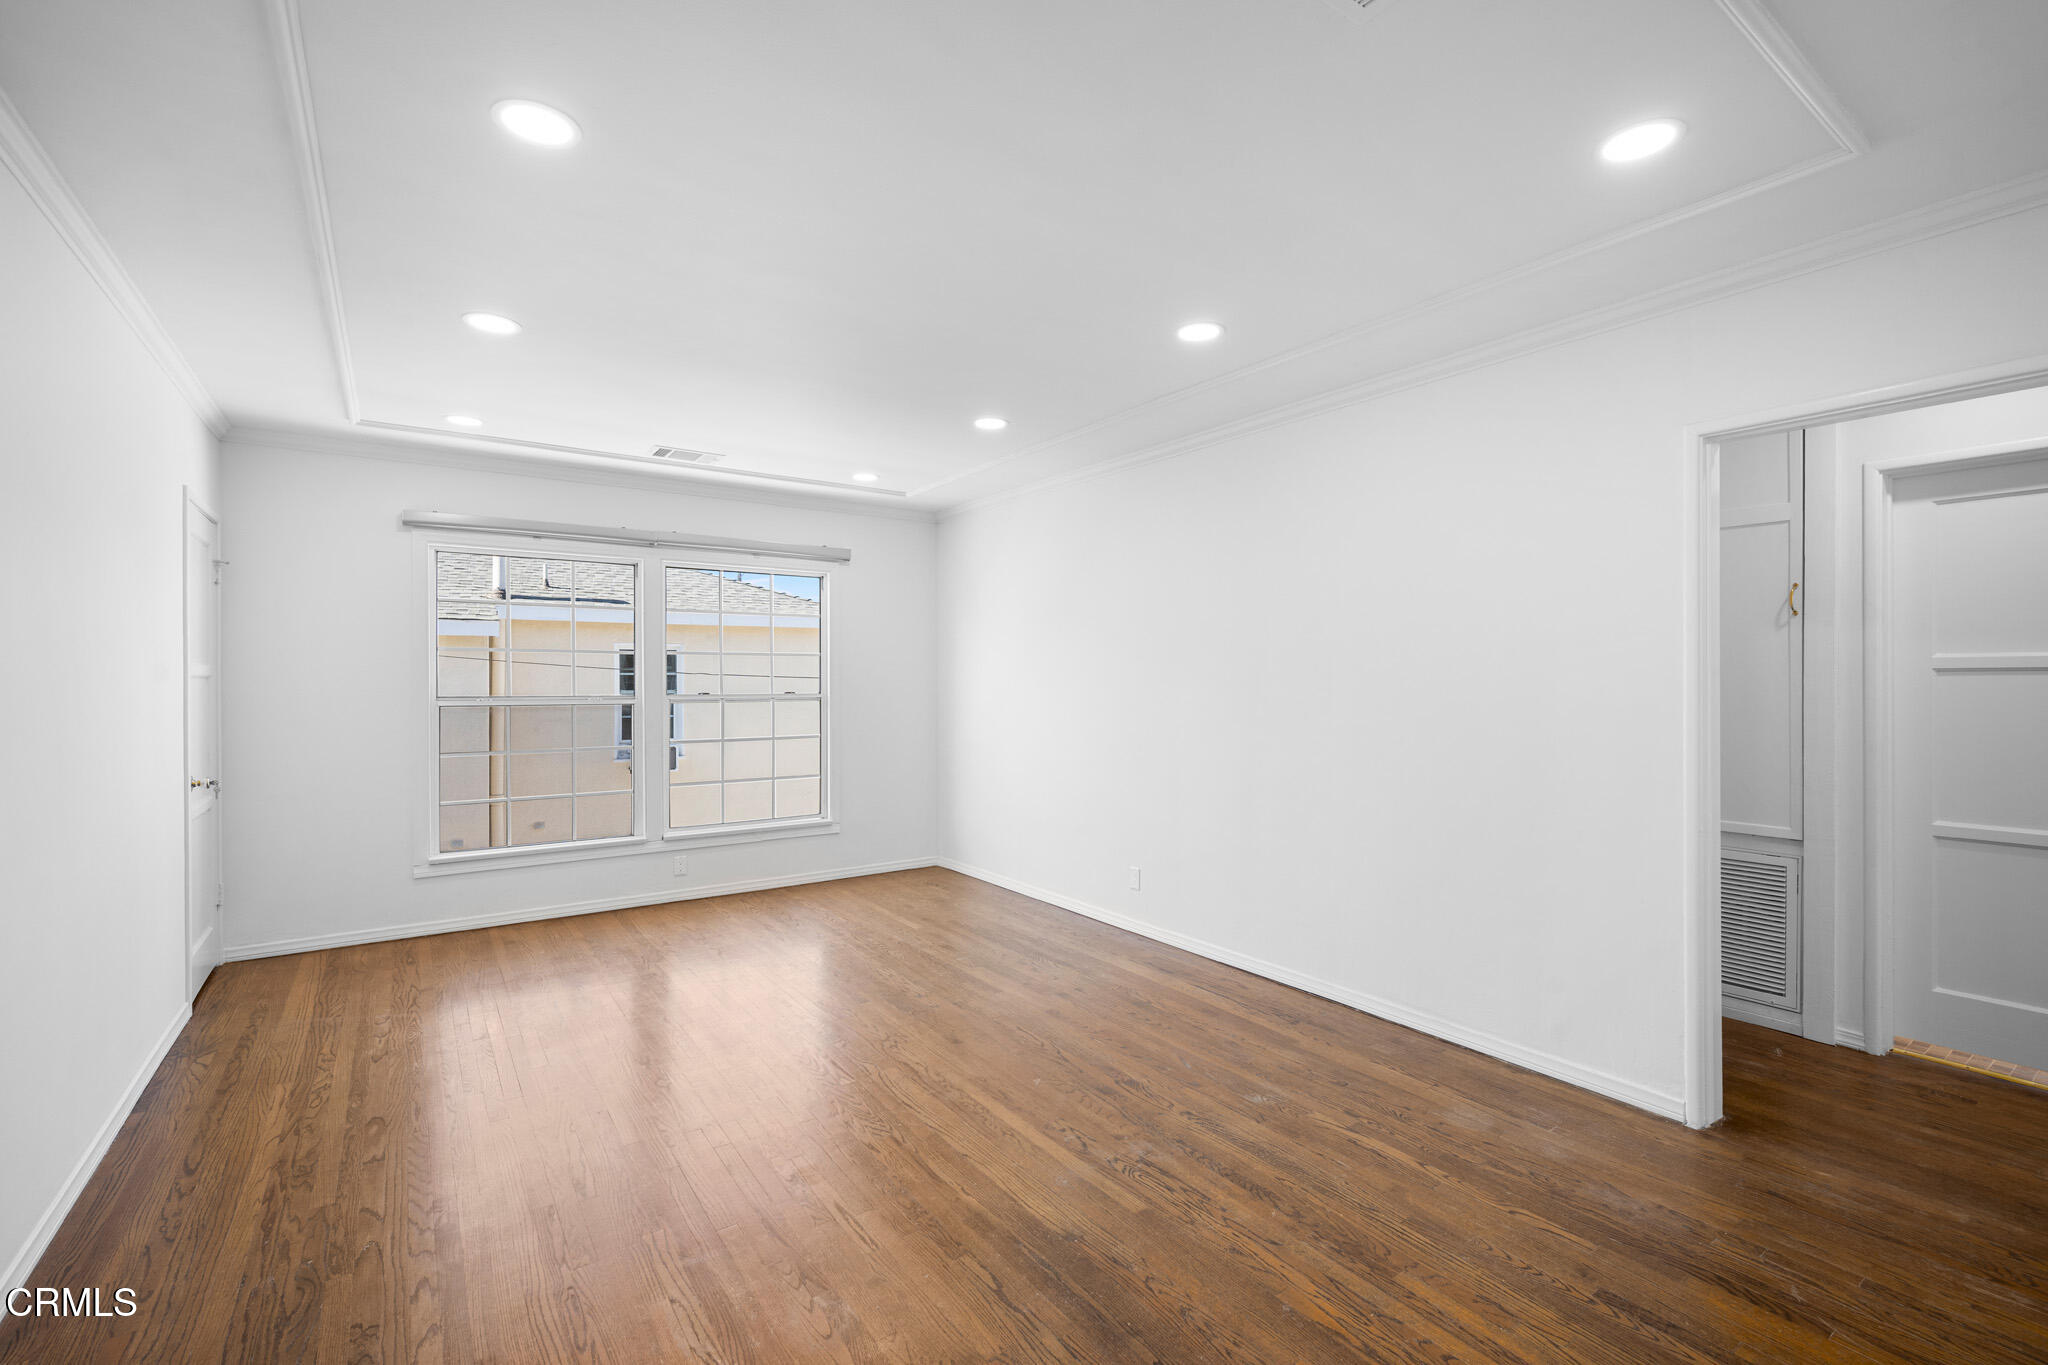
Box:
(263, 0), (360, 422)
(262, 0), (907, 504)
(267, 0), (1869, 512)
(914, 0), (1867, 504)
(222, 423), (939, 523)
(354, 418), (908, 497)
(912, 144), (1850, 503)
(940, 167), (2048, 520)
(0, 85), (228, 437)
(915, 152), (1862, 502)
(1714, 0), (1867, 154)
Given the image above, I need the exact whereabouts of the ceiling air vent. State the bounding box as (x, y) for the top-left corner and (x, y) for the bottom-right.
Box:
(1720, 851), (1801, 1010)
(649, 446), (727, 464)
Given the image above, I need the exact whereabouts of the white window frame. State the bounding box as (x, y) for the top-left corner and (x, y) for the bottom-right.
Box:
(414, 531), (837, 877)
(660, 557), (832, 845)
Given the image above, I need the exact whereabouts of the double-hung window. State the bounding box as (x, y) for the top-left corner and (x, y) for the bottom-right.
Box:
(428, 542), (829, 867)
(433, 550), (641, 855)
(664, 567), (824, 829)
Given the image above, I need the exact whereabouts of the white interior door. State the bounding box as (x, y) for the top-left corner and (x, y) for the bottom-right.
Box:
(1719, 431), (1805, 840)
(1889, 452), (2048, 1069)
(186, 497), (223, 997)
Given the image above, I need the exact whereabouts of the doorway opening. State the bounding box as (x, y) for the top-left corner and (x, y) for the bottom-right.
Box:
(1689, 362), (2048, 1127)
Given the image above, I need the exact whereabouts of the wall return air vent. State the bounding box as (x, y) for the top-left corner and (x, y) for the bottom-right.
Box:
(1720, 850), (1801, 1011)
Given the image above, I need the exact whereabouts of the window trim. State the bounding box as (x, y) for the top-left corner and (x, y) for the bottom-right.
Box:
(414, 532), (838, 877)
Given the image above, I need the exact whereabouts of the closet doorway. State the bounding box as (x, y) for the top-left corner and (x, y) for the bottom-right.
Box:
(1693, 370), (2048, 1125)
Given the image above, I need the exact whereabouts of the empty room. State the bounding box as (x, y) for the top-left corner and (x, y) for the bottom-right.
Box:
(4, 1), (2047, 1360)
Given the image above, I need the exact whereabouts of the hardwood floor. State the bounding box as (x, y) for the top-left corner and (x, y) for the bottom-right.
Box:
(4, 868), (2044, 1363)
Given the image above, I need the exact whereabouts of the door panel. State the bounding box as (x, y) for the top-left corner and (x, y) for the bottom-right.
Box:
(1930, 483), (2048, 651)
(186, 498), (222, 997)
(1932, 841), (2048, 1023)
(1719, 431), (1804, 840)
(1931, 672), (2048, 829)
(1891, 453), (2048, 1069)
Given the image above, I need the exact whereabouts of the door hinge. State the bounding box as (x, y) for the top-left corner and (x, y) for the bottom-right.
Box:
(212, 557), (229, 585)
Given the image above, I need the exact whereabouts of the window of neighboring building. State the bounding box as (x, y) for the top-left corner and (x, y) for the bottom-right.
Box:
(663, 567), (825, 831)
(614, 647), (679, 760)
(433, 549), (640, 855)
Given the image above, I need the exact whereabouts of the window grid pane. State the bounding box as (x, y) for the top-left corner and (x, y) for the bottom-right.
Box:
(662, 566), (824, 834)
(666, 567), (821, 700)
(437, 700), (636, 852)
(434, 551), (640, 856)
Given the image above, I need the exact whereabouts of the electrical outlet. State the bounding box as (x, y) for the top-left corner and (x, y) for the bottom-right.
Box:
(1128, 866), (1142, 891)
(673, 855), (689, 877)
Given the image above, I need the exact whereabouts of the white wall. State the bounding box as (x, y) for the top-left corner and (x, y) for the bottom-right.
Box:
(937, 203), (2048, 1120)
(1805, 383), (2048, 1046)
(218, 440), (940, 955)
(0, 166), (219, 1291)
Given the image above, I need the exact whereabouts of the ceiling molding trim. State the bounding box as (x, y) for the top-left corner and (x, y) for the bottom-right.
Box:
(919, 1), (1869, 504)
(914, 146), (1855, 501)
(0, 84), (228, 437)
(939, 167), (2048, 521)
(254, 0), (1866, 507)
(263, 0), (361, 422)
(1714, 0), (1868, 154)
(258, 0), (904, 498)
(223, 424), (939, 523)
(355, 419), (909, 497)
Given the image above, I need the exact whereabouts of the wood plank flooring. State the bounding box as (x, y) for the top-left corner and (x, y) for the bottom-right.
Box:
(3, 867), (2044, 1363)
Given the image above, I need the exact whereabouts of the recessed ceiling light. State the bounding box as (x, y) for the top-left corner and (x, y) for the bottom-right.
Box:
(1600, 118), (1685, 164)
(973, 416), (1008, 432)
(445, 414), (484, 428)
(852, 471), (879, 483)
(461, 311), (521, 335)
(492, 99), (581, 148)
(1177, 321), (1225, 343)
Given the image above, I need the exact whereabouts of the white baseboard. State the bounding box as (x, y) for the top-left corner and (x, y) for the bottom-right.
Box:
(1720, 995), (1805, 1037)
(937, 859), (1687, 1122)
(222, 858), (938, 962)
(2, 1002), (191, 1309)
(1835, 1025), (1868, 1050)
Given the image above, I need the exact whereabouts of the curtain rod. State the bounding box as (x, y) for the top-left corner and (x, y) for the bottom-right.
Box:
(398, 510), (853, 564)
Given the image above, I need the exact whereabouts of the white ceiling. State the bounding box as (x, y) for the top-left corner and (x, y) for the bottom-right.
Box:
(4, 0), (2048, 511)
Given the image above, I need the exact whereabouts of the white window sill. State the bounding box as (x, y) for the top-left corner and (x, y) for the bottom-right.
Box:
(415, 818), (837, 878)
